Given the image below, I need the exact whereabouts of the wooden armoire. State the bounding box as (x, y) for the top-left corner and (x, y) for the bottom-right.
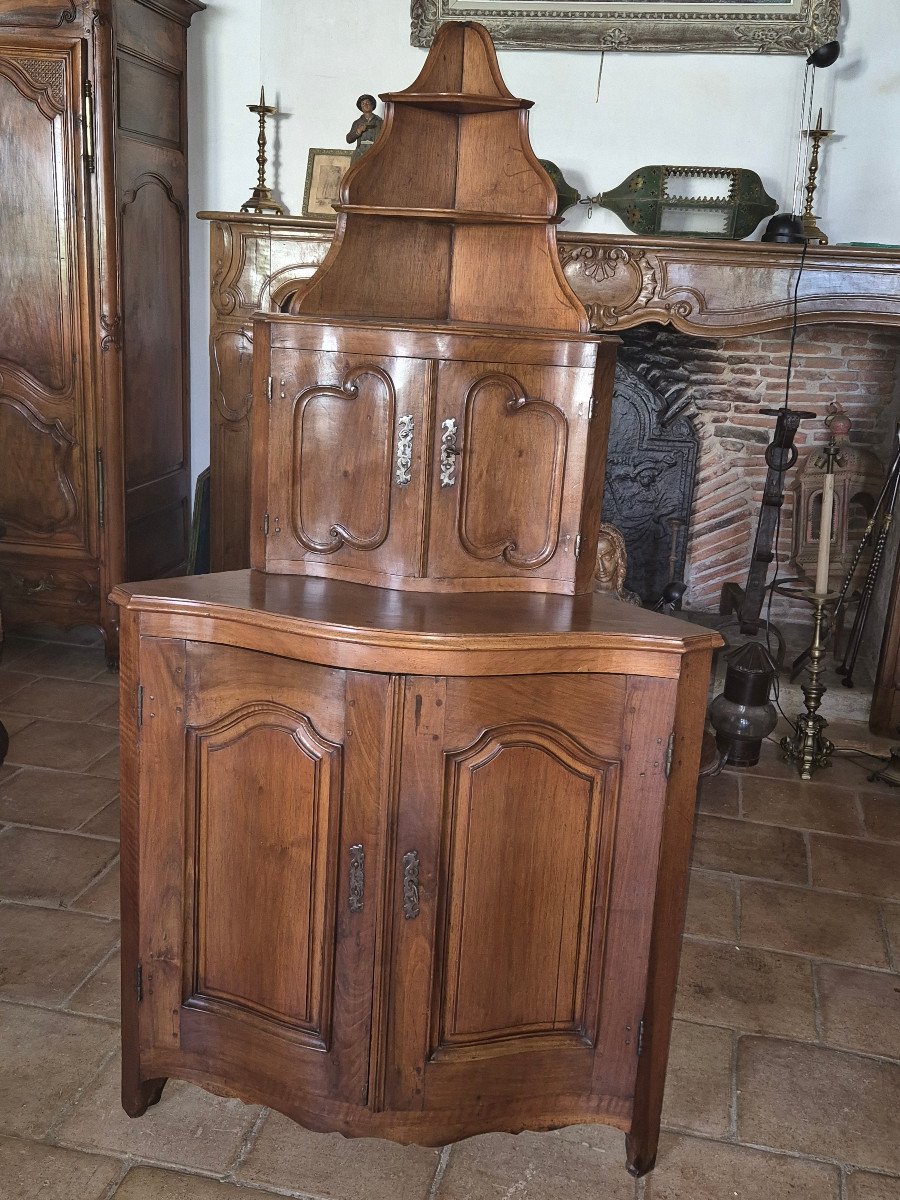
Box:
(0, 0), (202, 662)
(113, 23), (721, 1179)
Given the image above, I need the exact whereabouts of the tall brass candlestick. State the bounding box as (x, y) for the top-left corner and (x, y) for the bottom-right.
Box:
(801, 107), (834, 245)
(240, 86), (285, 216)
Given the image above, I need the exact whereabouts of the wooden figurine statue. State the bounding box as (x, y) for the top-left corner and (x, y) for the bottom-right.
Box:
(346, 93), (383, 161)
(595, 522), (642, 605)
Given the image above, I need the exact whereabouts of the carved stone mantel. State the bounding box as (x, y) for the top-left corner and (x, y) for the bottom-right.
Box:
(556, 233), (900, 337)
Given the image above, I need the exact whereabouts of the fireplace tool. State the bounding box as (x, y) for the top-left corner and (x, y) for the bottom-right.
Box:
(835, 431), (900, 689)
(719, 407), (815, 661)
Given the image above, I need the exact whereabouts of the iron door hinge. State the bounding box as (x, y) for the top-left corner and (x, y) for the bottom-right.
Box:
(96, 447), (105, 528)
(574, 534), (582, 559)
(264, 513), (269, 536)
(588, 395), (595, 420)
(665, 730), (675, 778)
(137, 684), (143, 727)
(637, 1018), (644, 1057)
(82, 79), (95, 173)
(266, 375), (273, 403)
(135, 962), (143, 1003)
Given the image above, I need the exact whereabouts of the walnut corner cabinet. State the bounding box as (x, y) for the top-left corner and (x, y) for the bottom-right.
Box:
(0, 0), (202, 662)
(113, 571), (721, 1178)
(112, 21), (722, 1180)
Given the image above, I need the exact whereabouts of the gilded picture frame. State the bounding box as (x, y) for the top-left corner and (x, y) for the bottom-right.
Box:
(410, 1), (840, 54)
(302, 148), (353, 219)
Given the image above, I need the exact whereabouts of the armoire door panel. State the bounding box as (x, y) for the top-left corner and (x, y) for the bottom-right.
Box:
(428, 361), (592, 584)
(263, 350), (429, 578)
(0, 44), (91, 555)
(0, 49), (72, 394)
(137, 639), (387, 1107)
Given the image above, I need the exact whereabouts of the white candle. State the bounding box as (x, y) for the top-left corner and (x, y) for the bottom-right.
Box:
(815, 470), (835, 595)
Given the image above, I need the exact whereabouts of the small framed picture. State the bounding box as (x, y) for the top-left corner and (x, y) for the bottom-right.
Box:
(302, 148), (353, 218)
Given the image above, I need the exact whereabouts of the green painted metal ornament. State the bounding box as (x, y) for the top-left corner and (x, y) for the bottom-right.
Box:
(540, 161), (778, 241)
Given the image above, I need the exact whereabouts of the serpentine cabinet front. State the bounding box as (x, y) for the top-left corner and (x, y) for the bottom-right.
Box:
(121, 624), (689, 1147)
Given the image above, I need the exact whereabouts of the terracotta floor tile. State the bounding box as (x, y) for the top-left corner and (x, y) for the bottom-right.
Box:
(0, 669), (37, 704)
(0, 903), (119, 1004)
(0, 1133), (120, 1200)
(816, 963), (900, 1059)
(684, 871), (738, 940)
(0, 767), (118, 830)
(56, 1057), (261, 1173)
(751, 742), (872, 789)
(0, 713), (34, 736)
(5, 719), (118, 772)
(3, 678), (117, 724)
(845, 1170), (900, 1199)
(690, 815), (808, 883)
(435, 1127), (634, 1200)
(676, 939), (816, 1038)
(12, 642), (107, 681)
(661, 1020), (733, 1137)
(0, 827), (118, 904)
(80, 798), (120, 839)
(810, 835), (900, 900)
(737, 1036), (900, 1172)
(89, 747), (120, 780)
(67, 951), (120, 1022)
(697, 772), (739, 817)
(884, 906), (900, 969)
(74, 860), (120, 918)
(236, 1109), (442, 1200)
(741, 774), (865, 836)
(862, 794), (900, 843)
(645, 1132), (841, 1199)
(112, 1166), (288, 1199)
(94, 698), (119, 728)
(0, 1003), (117, 1136)
(739, 880), (889, 967)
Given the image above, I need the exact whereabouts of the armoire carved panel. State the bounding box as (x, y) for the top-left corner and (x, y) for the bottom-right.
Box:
(0, 0), (202, 659)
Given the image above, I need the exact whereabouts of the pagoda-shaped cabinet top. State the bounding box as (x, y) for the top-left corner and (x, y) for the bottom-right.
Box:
(288, 21), (588, 333)
(254, 22), (616, 595)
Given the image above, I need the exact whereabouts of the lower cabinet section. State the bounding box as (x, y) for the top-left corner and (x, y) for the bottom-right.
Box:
(116, 587), (716, 1175)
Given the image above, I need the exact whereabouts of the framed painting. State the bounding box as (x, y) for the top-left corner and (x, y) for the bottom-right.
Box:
(302, 148), (353, 219)
(410, 1), (840, 54)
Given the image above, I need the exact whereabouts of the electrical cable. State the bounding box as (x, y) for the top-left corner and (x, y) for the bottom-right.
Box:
(762, 237), (810, 734)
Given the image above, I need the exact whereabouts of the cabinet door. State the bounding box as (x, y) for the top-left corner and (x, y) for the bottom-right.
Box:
(382, 674), (631, 1118)
(261, 348), (429, 582)
(0, 42), (97, 609)
(131, 639), (390, 1110)
(427, 361), (593, 588)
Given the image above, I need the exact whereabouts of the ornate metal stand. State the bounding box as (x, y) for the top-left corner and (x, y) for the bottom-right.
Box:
(778, 585), (836, 779)
(240, 87), (284, 216)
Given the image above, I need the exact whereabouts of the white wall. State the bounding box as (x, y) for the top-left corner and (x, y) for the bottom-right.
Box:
(186, 0), (900, 487)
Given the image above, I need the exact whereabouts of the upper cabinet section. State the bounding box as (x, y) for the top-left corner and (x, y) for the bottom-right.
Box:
(289, 22), (589, 334)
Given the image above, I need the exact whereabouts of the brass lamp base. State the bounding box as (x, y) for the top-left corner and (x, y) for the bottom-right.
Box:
(778, 588), (836, 779)
(240, 186), (285, 217)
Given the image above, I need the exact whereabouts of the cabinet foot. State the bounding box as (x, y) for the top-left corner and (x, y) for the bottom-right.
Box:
(122, 1075), (167, 1117)
(625, 1132), (657, 1178)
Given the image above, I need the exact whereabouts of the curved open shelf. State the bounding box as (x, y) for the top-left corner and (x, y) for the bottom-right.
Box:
(333, 204), (556, 225)
(381, 91), (532, 114)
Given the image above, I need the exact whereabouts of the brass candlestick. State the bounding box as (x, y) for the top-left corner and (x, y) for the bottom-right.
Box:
(240, 86), (285, 216)
(801, 107), (834, 245)
(779, 590), (835, 779)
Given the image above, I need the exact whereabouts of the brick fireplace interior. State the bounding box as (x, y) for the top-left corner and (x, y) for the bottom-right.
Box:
(614, 323), (900, 672)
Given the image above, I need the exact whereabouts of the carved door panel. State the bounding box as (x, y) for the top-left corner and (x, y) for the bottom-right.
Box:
(0, 42), (93, 560)
(135, 639), (390, 1108)
(427, 361), (593, 586)
(262, 349), (429, 581)
(383, 674), (628, 1116)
